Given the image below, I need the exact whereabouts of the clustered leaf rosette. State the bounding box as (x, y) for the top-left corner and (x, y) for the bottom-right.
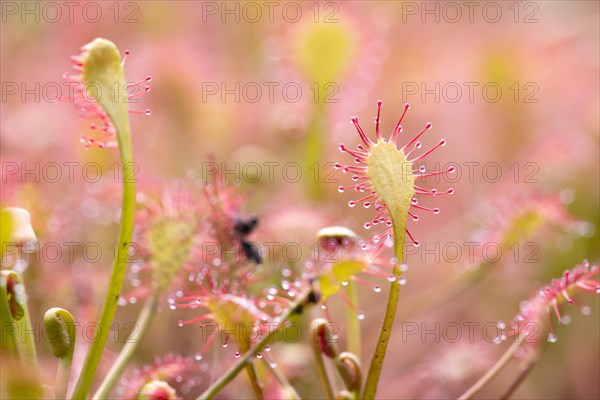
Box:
(336, 101), (454, 247)
(170, 244), (312, 398)
(64, 38), (151, 148)
(171, 264), (283, 363)
(165, 177), (287, 362)
(471, 191), (585, 267)
(137, 380), (178, 400)
(507, 260), (599, 343)
(121, 185), (203, 305)
(116, 353), (197, 399)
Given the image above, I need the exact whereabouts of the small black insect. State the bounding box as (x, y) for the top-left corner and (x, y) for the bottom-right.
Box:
(240, 240), (262, 264)
(293, 285), (320, 315)
(234, 215), (262, 264)
(234, 215), (258, 236)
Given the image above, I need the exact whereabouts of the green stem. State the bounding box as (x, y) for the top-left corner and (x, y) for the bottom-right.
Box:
(0, 272), (18, 355)
(92, 293), (159, 400)
(304, 104), (326, 199)
(44, 307), (76, 400)
(1, 271), (37, 367)
(14, 272), (37, 368)
(245, 363), (264, 399)
(345, 280), (361, 358)
(56, 354), (73, 399)
(499, 359), (537, 400)
(72, 124), (135, 400)
(335, 352), (361, 398)
(198, 290), (312, 400)
(262, 358), (301, 400)
(457, 334), (527, 400)
(362, 223), (406, 399)
(311, 338), (335, 400)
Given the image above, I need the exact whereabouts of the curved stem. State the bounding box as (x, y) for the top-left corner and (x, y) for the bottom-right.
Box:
(16, 275), (37, 368)
(44, 307), (76, 399)
(457, 334), (526, 400)
(311, 337), (335, 400)
(1, 271), (19, 355)
(499, 360), (536, 400)
(499, 334), (544, 400)
(345, 280), (361, 358)
(71, 125), (135, 400)
(304, 103), (326, 199)
(361, 265), (401, 399)
(1, 271), (38, 368)
(262, 358), (301, 400)
(56, 354), (74, 399)
(335, 352), (361, 398)
(198, 290), (312, 400)
(92, 293), (159, 399)
(245, 363), (264, 399)
(362, 224), (406, 399)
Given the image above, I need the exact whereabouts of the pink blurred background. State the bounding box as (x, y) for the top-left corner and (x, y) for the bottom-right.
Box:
(2, 1), (599, 399)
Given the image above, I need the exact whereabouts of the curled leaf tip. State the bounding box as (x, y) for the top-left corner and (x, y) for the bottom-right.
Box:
(1, 207), (37, 245)
(81, 38), (128, 122)
(137, 380), (178, 400)
(66, 37), (132, 149)
(311, 318), (339, 359)
(336, 352), (362, 393)
(81, 38), (125, 93)
(336, 390), (354, 400)
(1, 270), (25, 320)
(44, 307), (76, 359)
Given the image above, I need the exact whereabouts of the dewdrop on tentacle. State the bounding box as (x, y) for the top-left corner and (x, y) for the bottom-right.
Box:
(508, 260), (599, 343)
(337, 101), (454, 247)
(63, 39), (152, 148)
(172, 265), (294, 363)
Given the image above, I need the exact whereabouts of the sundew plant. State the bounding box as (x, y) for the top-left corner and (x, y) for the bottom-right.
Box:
(1, 3), (599, 400)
